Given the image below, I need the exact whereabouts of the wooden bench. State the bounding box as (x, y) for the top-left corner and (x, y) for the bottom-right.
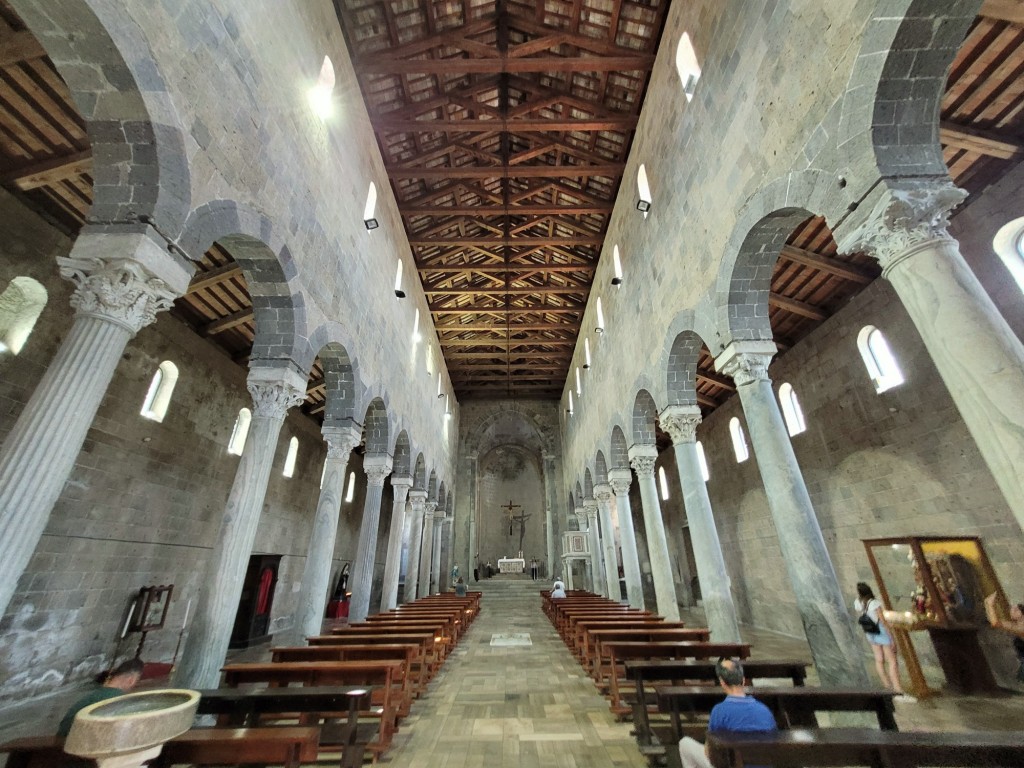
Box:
(272, 644), (426, 701)
(0, 727), (320, 768)
(622, 659), (808, 748)
(306, 633), (440, 678)
(588, 629), (710, 678)
(557, 607), (650, 639)
(570, 617), (669, 657)
(335, 622), (452, 657)
(706, 728), (1024, 767)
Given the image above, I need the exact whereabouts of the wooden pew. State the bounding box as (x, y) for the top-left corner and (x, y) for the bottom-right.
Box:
(587, 628), (710, 678)
(272, 644), (425, 702)
(556, 606), (649, 639)
(622, 659), (809, 749)
(334, 622), (453, 656)
(306, 633), (440, 679)
(570, 617), (669, 657)
(597, 641), (750, 694)
(366, 611), (461, 641)
(706, 728), (1024, 767)
(0, 728), (320, 768)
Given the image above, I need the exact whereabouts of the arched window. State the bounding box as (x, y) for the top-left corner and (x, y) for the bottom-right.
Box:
(636, 165), (652, 216)
(658, 466), (670, 501)
(344, 471), (357, 503)
(426, 344), (434, 376)
(729, 417), (749, 463)
(308, 55), (335, 119)
(140, 361), (178, 422)
(675, 33), (701, 101)
(576, 366), (582, 396)
(228, 408), (252, 455)
(283, 436), (299, 478)
(393, 260), (404, 297)
(992, 216), (1024, 293)
(612, 245), (624, 285)
(695, 440), (710, 482)
(567, 391), (574, 416)
(595, 296), (605, 334)
(364, 181), (379, 230)
(583, 337), (592, 369)
(0, 276), (47, 354)
(778, 383), (807, 436)
(412, 308), (421, 341)
(857, 325), (904, 393)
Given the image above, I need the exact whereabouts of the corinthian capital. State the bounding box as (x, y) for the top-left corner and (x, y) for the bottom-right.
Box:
(424, 502), (438, 516)
(322, 424), (361, 460)
(58, 256), (178, 334)
(583, 499), (599, 517)
(842, 181), (966, 273)
(247, 368), (307, 419)
(594, 484), (614, 504)
(363, 455), (393, 487)
(607, 468), (632, 497)
(660, 404), (702, 444)
(716, 341), (775, 387)
(627, 444), (658, 478)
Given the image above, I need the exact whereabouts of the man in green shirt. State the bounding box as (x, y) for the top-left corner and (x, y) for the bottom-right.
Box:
(57, 658), (145, 738)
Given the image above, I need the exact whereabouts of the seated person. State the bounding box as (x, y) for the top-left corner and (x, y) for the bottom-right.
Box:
(550, 579), (566, 599)
(454, 577), (468, 597)
(677, 658), (777, 768)
(985, 592), (1024, 682)
(58, 658), (145, 738)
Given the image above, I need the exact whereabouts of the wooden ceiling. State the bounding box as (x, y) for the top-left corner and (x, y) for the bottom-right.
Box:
(0, 1), (1021, 419)
(331, 0), (668, 400)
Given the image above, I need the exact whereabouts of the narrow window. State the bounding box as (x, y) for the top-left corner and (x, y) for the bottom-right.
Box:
(584, 337), (592, 369)
(595, 296), (605, 334)
(228, 408), (252, 455)
(658, 466), (670, 501)
(612, 245), (624, 285)
(991, 216), (1024, 293)
(695, 440), (710, 482)
(436, 371), (443, 397)
(364, 182), (379, 230)
(576, 367), (582, 396)
(778, 383), (807, 436)
(675, 33), (701, 101)
(857, 326), (904, 393)
(729, 417), (749, 463)
(0, 277), (47, 354)
(393, 260), (404, 297)
(345, 471), (356, 503)
(283, 436), (299, 478)
(426, 345), (434, 376)
(413, 308), (421, 342)
(140, 361), (178, 422)
(319, 457), (329, 489)
(568, 391), (574, 416)
(308, 55), (335, 118)
(636, 165), (652, 216)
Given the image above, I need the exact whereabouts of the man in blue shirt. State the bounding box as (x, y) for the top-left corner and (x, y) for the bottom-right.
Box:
(678, 658), (777, 768)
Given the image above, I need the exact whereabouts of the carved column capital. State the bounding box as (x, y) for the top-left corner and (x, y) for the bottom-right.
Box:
(594, 484), (614, 504)
(841, 181), (967, 275)
(424, 501), (438, 516)
(247, 369), (307, 420)
(408, 490), (428, 510)
(58, 255), (178, 334)
(660, 404), (702, 444)
(321, 425), (361, 459)
(627, 444), (658, 477)
(607, 468), (632, 497)
(716, 340), (776, 387)
(363, 455), (393, 487)
(391, 475), (414, 490)
(583, 500), (599, 518)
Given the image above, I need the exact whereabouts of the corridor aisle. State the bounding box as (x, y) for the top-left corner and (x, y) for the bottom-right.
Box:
(386, 578), (647, 767)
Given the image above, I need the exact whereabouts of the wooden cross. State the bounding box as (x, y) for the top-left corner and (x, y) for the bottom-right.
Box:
(502, 500), (531, 553)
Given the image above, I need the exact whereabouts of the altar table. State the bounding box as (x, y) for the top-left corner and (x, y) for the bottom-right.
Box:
(497, 558), (526, 574)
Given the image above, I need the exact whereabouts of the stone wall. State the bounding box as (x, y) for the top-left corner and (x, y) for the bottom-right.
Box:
(0, 191), (353, 699)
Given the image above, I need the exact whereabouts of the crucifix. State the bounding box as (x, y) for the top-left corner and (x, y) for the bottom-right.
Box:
(502, 500), (531, 556)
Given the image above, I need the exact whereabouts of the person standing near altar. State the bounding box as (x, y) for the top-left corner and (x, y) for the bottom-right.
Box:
(530, 558), (539, 581)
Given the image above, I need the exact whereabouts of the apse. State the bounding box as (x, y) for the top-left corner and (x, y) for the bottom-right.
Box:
(477, 445), (545, 569)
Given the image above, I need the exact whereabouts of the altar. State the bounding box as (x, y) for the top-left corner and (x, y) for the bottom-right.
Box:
(497, 558), (526, 574)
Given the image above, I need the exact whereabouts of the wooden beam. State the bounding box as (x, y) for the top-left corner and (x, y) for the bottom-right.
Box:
(425, 286), (590, 295)
(940, 120), (1024, 160)
(431, 306), (583, 314)
(0, 149), (92, 191)
(779, 245), (878, 285)
(420, 265), (595, 274)
(436, 323), (579, 331)
(402, 204), (613, 215)
(768, 293), (828, 322)
(697, 392), (719, 409)
(0, 28), (48, 69)
(202, 309), (253, 336)
(411, 236), (602, 246)
(356, 55), (654, 75)
(445, 364), (567, 371)
(981, 0), (1024, 25)
(445, 351), (570, 359)
(387, 164), (623, 178)
(697, 370), (736, 392)
(440, 338), (576, 346)
(187, 263), (244, 293)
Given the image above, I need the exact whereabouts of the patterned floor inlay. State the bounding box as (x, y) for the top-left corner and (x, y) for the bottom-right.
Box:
(490, 632), (532, 646)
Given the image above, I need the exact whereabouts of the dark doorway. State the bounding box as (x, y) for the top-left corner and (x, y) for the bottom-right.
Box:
(230, 554), (282, 649)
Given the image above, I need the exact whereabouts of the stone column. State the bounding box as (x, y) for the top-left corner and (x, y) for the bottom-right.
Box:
(465, 453), (478, 574)
(380, 475), (413, 612)
(574, 505), (592, 590)
(348, 456), (393, 622)
(0, 234), (190, 618)
(417, 501), (438, 598)
(594, 485), (621, 601)
(564, 558), (574, 590)
(717, 341), (868, 686)
(292, 424), (361, 640)
(543, 453), (558, 577)
(176, 368), (306, 688)
(430, 511), (444, 593)
(628, 446), (680, 621)
(608, 469), (644, 609)
(583, 500), (606, 596)
(661, 405), (741, 642)
(403, 491), (427, 602)
(840, 182), (1024, 532)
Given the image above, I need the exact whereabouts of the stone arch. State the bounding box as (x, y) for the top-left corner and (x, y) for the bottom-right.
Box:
(310, 339), (359, 428)
(666, 329), (711, 407)
(413, 453), (427, 490)
(584, 468), (595, 499)
(393, 431), (411, 477)
(595, 451), (609, 485)
(10, 0), (192, 232)
(632, 390), (659, 446)
(361, 398), (389, 457)
(610, 425), (630, 470)
(462, 403), (556, 457)
(574, 481), (584, 504)
(179, 201), (308, 369)
(427, 470), (438, 502)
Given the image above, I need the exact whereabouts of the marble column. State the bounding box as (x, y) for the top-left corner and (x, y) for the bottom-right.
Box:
(608, 469), (644, 609)
(430, 512), (444, 593)
(594, 485), (622, 601)
(575, 505), (593, 590)
(840, 182), (1024, 533)
(465, 453), (478, 573)
(380, 475), (413, 612)
(628, 446), (680, 621)
(177, 368), (306, 688)
(717, 341), (868, 686)
(417, 501), (438, 598)
(543, 453), (558, 577)
(564, 559), (575, 590)
(584, 500), (607, 596)
(348, 455), (393, 622)
(0, 234), (190, 619)
(403, 491), (427, 602)
(292, 424), (361, 640)
(661, 405), (741, 642)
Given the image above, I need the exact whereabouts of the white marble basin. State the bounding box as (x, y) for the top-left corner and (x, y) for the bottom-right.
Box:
(64, 689), (200, 768)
